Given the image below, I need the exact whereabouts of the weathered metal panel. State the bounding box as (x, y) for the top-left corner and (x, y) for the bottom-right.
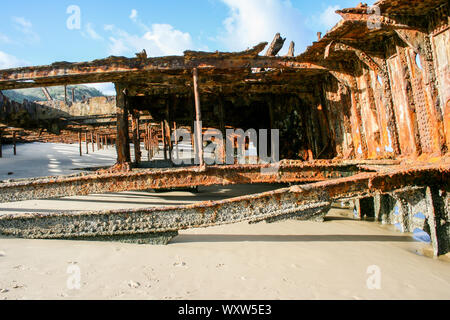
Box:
(387, 51), (419, 156)
(323, 79), (354, 158)
(357, 66), (383, 159)
(431, 29), (450, 150)
(369, 67), (394, 157)
(405, 47), (442, 155)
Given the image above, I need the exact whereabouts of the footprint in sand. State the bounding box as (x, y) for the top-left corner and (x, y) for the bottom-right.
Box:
(173, 262), (187, 267)
(127, 280), (141, 289)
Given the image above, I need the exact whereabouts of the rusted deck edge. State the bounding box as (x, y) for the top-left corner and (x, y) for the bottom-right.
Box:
(0, 160), (374, 203)
(0, 164), (447, 242)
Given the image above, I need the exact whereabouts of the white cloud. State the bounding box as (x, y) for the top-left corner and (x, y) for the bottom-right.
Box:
(0, 33), (11, 44)
(13, 16), (32, 29)
(319, 5), (342, 31)
(104, 19), (193, 57)
(130, 9), (138, 21)
(83, 23), (103, 40)
(218, 0), (309, 55)
(84, 83), (116, 96)
(0, 51), (28, 69)
(12, 16), (40, 43)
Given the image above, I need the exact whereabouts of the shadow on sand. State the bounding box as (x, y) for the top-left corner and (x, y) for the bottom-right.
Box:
(172, 234), (414, 244)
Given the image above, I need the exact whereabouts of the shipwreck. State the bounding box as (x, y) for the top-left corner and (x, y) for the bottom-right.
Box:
(0, 0), (448, 256)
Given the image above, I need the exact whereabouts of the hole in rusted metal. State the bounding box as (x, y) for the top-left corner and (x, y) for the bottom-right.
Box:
(415, 53), (423, 70)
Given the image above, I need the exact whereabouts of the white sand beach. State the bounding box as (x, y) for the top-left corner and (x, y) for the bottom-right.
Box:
(0, 143), (449, 300)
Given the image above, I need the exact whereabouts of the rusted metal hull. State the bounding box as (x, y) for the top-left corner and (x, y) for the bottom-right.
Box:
(0, 0), (448, 254)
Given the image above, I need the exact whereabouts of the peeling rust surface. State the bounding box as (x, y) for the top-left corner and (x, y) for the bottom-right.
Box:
(0, 160), (368, 203)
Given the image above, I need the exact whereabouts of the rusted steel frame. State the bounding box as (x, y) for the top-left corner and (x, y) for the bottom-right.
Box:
(78, 131), (82, 157)
(266, 33), (286, 56)
(173, 122), (179, 160)
(0, 162), (366, 204)
(165, 99), (174, 162)
(131, 111), (141, 164)
(331, 43), (383, 75)
(335, 12), (415, 31)
(0, 164), (447, 240)
(90, 132), (94, 153)
(12, 131), (16, 156)
(148, 123), (153, 160)
(396, 28), (446, 154)
(115, 83), (131, 163)
(285, 42), (295, 57)
(0, 51), (326, 91)
(349, 76), (368, 158)
(326, 42), (401, 155)
(143, 123), (148, 152)
(291, 164), (449, 202)
(85, 131), (89, 154)
(96, 133), (101, 150)
(379, 60), (401, 155)
(161, 121), (167, 160)
(397, 47), (423, 156)
(193, 68), (204, 167)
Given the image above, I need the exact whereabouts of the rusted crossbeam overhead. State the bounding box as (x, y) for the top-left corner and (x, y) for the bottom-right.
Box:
(0, 43), (326, 91)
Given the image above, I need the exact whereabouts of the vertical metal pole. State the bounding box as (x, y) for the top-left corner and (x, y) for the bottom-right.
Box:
(85, 131), (89, 154)
(193, 68), (204, 166)
(219, 98), (226, 163)
(13, 131), (17, 156)
(132, 113), (141, 164)
(91, 132), (94, 153)
(148, 124), (153, 160)
(97, 133), (101, 150)
(0, 129), (2, 158)
(78, 131), (82, 156)
(64, 85), (68, 106)
(161, 121), (167, 160)
(173, 122), (179, 160)
(115, 83), (131, 163)
(148, 124), (155, 160)
(165, 120), (172, 162)
(144, 123), (148, 151)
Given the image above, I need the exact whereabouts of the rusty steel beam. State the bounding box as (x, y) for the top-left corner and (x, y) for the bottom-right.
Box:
(41, 87), (53, 101)
(0, 161), (372, 204)
(0, 43), (327, 91)
(0, 163), (447, 243)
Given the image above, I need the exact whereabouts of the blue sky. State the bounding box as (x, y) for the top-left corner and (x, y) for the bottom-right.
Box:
(0, 0), (375, 94)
